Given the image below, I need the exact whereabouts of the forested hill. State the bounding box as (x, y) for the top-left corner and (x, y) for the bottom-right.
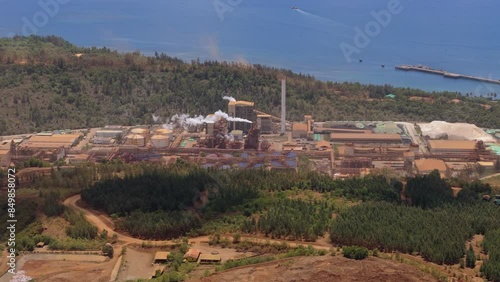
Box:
(0, 35), (499, 134)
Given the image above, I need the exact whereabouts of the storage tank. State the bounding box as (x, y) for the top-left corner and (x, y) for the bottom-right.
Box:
(126, 134), (145, 147)
(151, 135), (169, 148)
(153, 128), (173, 140)
(131, 128), (147, 136)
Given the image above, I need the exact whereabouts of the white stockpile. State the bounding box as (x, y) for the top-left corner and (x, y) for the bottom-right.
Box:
(418, 121), (494, 142)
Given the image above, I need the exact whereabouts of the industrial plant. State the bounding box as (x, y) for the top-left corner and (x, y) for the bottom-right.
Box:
(1, 78), (500, 180)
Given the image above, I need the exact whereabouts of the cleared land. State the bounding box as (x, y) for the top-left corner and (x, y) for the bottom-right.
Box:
(0, 254), (113, 282)
(116, 247), (155, 281)
(192, 256), (438, 282)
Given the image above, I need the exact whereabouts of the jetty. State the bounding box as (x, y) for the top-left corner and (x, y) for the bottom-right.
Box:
(395, 65), (500, 85)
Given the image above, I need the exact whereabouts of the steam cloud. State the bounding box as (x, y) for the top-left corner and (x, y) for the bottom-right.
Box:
(161, 110), (252, 130)
(222, 96), (236, 102)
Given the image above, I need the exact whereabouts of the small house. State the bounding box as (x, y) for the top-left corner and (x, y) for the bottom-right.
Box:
(153, 251), (171, 264)
(199, 253), (221, 264)
(183, 249), (201, 262)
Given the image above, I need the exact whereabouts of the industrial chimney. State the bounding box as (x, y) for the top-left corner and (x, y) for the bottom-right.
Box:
(281, 78), (286, 135)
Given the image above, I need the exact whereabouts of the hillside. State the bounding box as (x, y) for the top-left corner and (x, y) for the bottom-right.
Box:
(192, 256), (438, 282)
(0, 35), (499, 134)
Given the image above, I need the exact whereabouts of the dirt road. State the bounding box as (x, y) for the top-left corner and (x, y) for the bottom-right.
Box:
(63, 195), (332, 250)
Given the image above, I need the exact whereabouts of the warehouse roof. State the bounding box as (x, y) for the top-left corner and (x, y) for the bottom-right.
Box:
(316, 141), (331, 149)
(20, 143), (69, 149)
(199, 253), (221, 261)
(154, 251), (170, 261)
(293, 123), (308, 131)
(27, 134), (81, 143)
(183, 249), (201, 259)
(330, 133), (401, 141)
(415, 159), (447, 172)
(428, 140), (476, 150)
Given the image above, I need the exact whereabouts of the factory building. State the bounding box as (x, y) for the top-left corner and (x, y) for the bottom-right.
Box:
(228, 101), (255, 133)
(414, 159), (448, 178)
(0, 149), (11, 167)
(95, 130), (124, 139)
(20, 134), (81, 149)
(256, 114), (273, 134)
(427, 140), (477, 155)
(292, 123), (308, 139)
(330, 133), (402, 145)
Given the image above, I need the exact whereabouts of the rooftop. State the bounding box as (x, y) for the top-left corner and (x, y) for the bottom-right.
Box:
(293, 123), (308, 131)
(154, 251), (171, 261)
(183, 249), (201, 259)
(415, 159), (447, 172)
(26, 134), (81, 143)
(330, 133), (401, 141)
(199, 253), (221, 261)
(428, 140), (477, 150)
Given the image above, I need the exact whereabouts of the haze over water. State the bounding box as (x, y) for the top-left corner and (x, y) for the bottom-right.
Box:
(1, 0), (499, 96)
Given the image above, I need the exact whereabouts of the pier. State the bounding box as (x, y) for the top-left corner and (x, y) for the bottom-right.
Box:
(395, 65), (500, 85)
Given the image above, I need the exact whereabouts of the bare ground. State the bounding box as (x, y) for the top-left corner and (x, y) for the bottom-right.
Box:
(191, 256), (438, 282)
(22, 260), (112, 282)
(116, 247), (155, 281)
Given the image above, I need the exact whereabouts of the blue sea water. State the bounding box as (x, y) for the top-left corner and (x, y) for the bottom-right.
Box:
(1, 0), (499, 96)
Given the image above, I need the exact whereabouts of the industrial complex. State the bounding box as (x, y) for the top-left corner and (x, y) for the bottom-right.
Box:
(1, 79), (499, 180)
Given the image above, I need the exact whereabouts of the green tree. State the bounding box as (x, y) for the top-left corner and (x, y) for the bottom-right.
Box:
(465, 244), (476, 268)
(102, 244), (114, 258)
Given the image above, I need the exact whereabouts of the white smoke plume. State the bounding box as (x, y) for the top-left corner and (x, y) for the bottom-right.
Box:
(152, 114), (160, 123)
(161, 110), (252, 130)
(222, 96), (236, 102)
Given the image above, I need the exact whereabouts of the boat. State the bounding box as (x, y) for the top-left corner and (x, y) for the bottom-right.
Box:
(291, 6), (298, 10)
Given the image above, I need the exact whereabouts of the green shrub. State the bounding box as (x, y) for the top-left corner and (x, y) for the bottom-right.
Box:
(342, 246), (369, 260)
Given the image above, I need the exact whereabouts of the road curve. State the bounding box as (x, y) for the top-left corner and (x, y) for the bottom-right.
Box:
(63, 195), (331, 250)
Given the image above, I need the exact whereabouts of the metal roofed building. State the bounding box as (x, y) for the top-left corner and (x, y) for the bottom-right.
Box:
(95, 130), (124, 139)
(427, 140), (477, 154)
(198, 253), (221, 264)
(414, 158), (448, 178)
(20, 134), (81, 149)
(183, 249), (201, 262)
(153, 251), (171, 264)
(330, 133), (402, 144)
(292, 123), (308, 139)
(228, 101), (255, 133)
(256, 114), (273, 133)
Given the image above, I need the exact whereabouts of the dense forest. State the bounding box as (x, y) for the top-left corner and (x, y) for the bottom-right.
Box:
(0, 35), (499, 134)
(81, 162), (401, 239)
(482, 229), (500, 281)
(330, 202), (500, 264)
(243, 198), (334, 241)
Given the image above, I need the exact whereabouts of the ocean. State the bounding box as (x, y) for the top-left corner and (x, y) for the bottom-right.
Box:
(1, 0), (499, 96)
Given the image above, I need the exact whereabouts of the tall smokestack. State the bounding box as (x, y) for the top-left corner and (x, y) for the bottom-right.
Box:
(281, 78), (286, 135)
